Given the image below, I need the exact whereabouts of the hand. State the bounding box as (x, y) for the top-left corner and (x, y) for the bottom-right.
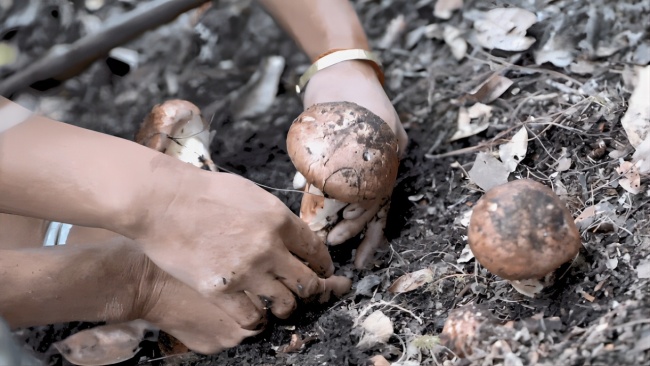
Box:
(129, 164), (353, 322)
(296, 60), (408, 268)
(50, 242), (261, 365)
(52, 240), (350, 365)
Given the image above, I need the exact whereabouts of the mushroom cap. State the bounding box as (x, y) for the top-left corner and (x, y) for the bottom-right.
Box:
(468, 179), (581, 280)
(134, 99), (207, 152)
(286, 101), (400, 203)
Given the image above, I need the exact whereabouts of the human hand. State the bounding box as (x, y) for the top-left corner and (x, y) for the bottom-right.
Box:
(52, 240), (350, 366)
(290, 60), (408, 269)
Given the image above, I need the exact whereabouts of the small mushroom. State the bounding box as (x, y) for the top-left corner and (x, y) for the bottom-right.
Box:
(135, 99), (217, 171)
(440, 303), (498, 358)
(468, 179), (582, 297)
(287, 101), (399, 204)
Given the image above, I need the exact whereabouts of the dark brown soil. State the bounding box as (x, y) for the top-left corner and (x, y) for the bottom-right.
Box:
(2, 0), (648, 365)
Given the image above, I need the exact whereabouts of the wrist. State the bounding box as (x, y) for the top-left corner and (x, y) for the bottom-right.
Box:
(303, 59), (381, 106)
(106, 153), (194, 240)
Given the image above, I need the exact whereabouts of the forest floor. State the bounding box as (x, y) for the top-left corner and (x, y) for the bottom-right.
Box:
(2, 0), (649, 365)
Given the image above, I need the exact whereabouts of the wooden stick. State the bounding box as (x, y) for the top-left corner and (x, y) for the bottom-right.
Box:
(0, 0), (211, 97)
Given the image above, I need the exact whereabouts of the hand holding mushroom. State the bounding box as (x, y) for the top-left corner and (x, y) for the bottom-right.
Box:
(289, 60), (408, 269)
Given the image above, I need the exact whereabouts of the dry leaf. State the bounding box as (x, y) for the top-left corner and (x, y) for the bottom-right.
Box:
(276, 334), (316, 353)
(533, 16), (576, 67)
(434, 0), (463, 19)
(632, 136), (650, 174)
(468, 152), (510, 191)
(388, 268), (435, 294)
(448, 105), (490, 141)
(230, 55), (285, 120)
(443, 25), (467, 60)
(574, 202), (622, 232)
(556, 157), (572, 172)
(474, 8), (537, 51)
(620, 66), (650, 147)
(498, 127), (528, 172)
(464, 73), (514, 104)
(457, 244), (475, 263)
(616, 160), (642, 194)
(570, 60), (597, 75)
(354, 274), (382, 297)
(0, 42), (18, 67)
(637, 260), (650, 279)
(378, 14), (407, 49)
(467, 102), (493, 119)
(357, 310), (394, 350)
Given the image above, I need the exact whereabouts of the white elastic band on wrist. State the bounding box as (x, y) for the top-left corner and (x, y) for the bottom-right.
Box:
(43, 221), (73, 246)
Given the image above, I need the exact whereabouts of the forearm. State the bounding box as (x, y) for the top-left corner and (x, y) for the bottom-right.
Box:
(0, 238), (145, 328)
(258, 0), (370, 61)
(0, 97), (186, 236)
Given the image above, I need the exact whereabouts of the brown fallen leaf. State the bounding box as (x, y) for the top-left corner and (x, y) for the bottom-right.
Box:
(276, 333), (317, 354)
(463, 73), (514, 104)
(388, 268), (435, 294)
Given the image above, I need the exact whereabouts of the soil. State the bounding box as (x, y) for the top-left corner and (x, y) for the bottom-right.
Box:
(2, 0), (649, 365)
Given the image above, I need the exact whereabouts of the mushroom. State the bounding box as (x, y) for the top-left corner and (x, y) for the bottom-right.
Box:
(440, 303), (498, 358)
(286, 101), (399, 233)
(467, 179), (582, 297)
(134, 99), (217, 171)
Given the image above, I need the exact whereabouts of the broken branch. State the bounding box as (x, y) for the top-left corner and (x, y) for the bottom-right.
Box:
(0, 0), (211, 97)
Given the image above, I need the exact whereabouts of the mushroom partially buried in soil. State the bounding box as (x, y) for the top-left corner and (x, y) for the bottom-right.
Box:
(287, 101), (400, 237)
(468, 179), (582, 297)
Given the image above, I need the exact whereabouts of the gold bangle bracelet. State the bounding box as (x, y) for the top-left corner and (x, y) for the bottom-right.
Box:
(295, 49), (384, 94)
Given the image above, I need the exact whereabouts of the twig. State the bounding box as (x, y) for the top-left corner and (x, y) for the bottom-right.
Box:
(0, 0), (211, 96)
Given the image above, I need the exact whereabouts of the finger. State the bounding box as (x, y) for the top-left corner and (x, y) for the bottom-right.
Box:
(327, 203), (380, 245)
(165, 310), (260, 355)
(273, 250), (352, 301)
(354, 203), (389, 269)
(214, 292), (267, 331)
(273, 252), (328, 299)
(248, 276), (297, 320)
(283, 216), (335, 277)
(343, 203), (366, 220)
(317, 275), (353, 303)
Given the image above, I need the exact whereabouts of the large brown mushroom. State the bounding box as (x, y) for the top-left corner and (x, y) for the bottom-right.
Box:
(468, 179), (582, 297)
(287, 101), (399, 204)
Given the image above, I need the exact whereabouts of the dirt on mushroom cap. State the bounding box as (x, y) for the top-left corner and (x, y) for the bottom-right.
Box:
(286, 101), (400, 203)
(468, 179), (582, 280)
